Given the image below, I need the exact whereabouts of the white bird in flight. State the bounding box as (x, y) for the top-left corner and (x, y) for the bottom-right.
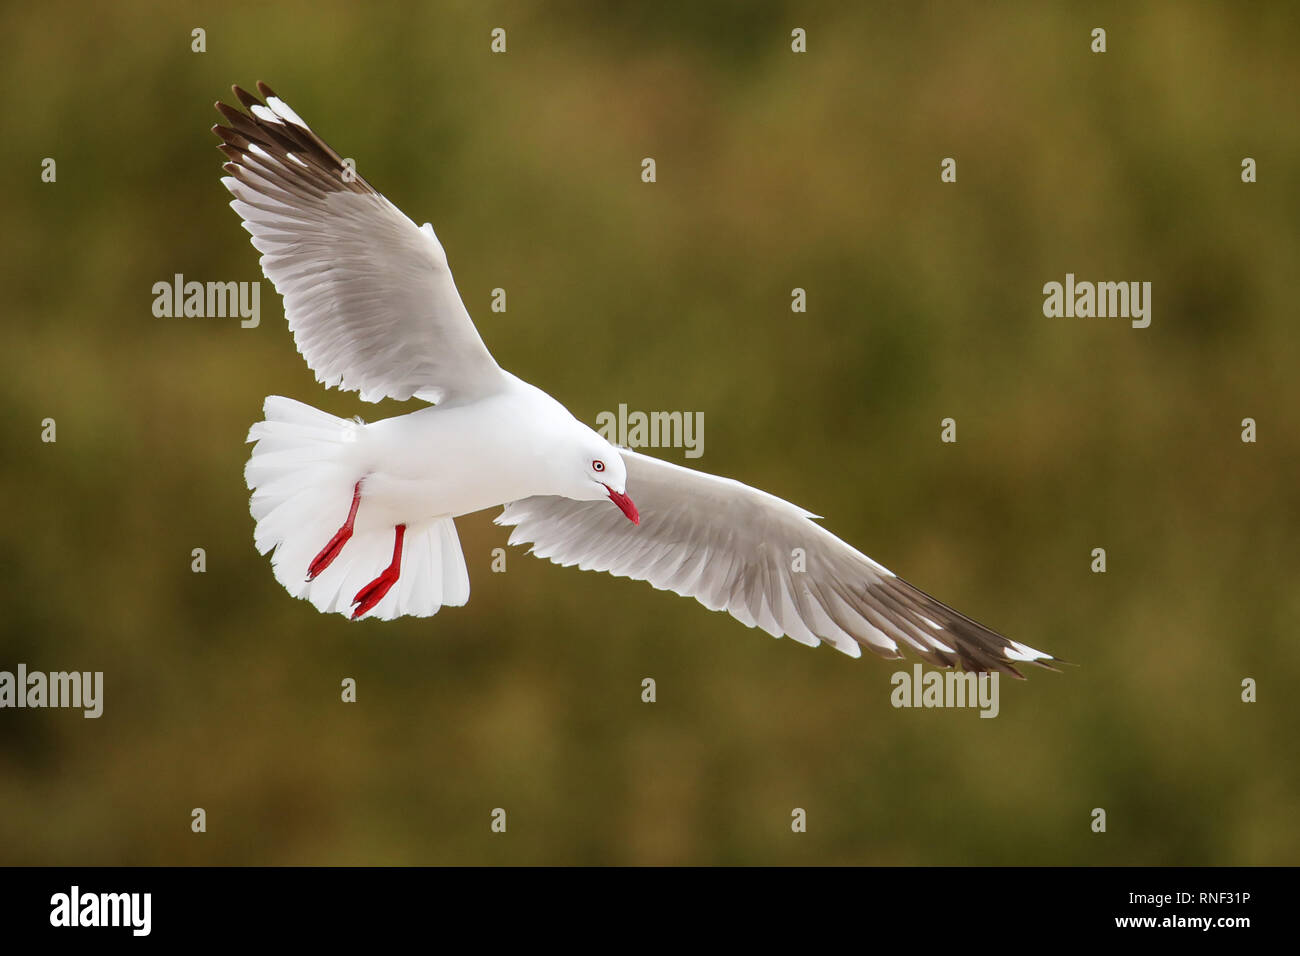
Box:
(214, 83), (1058, 676)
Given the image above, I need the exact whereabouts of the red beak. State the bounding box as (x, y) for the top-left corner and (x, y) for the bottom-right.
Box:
(605, 485), (639, 525)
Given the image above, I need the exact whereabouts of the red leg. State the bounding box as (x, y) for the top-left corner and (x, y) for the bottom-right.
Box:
(351, 524), (406, 619)
(307, 480), (363, 581)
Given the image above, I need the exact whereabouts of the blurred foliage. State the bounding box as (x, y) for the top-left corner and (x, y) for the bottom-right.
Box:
(1, 0), (1297, 864)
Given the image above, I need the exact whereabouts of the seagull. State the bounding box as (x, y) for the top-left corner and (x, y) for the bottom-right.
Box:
(213, 82), (1058, 676)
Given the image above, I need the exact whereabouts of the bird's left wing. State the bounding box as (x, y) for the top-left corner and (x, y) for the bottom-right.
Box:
(213, 82), (504, 404)
(497, 449), (1056, 676)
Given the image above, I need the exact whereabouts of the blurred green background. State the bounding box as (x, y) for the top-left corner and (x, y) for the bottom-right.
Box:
(2, 0), (1297, 865)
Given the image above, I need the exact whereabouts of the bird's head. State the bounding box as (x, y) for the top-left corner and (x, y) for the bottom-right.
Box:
(569, 434), (638, 525)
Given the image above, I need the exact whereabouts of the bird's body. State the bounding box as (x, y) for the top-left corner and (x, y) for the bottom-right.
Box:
(351, 374), (603, 524)
(215, 82), (1058, 676)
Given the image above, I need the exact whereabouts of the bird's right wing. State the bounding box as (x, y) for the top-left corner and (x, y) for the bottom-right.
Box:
(214, 82), (505, 405)
(498, 449), (1057, 676)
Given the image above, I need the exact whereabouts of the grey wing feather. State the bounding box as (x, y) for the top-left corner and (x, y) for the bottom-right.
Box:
(497, 449), (1057, 676)
(214, 82), (504, 404)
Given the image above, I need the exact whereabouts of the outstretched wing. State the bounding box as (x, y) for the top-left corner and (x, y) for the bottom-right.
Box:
(214, 82), (504, 404)
(498, 449), (1057, 676)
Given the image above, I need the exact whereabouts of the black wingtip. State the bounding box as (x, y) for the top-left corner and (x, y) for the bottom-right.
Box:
(212, 124), (243, 144)
(233, 84), (262, 110)
(214, 101), (246, 126)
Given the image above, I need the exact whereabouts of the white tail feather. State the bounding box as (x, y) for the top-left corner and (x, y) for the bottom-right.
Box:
(245, 396), (470, 619)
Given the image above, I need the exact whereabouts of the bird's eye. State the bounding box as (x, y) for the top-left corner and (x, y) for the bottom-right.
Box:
(592, 459), (605, 472)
